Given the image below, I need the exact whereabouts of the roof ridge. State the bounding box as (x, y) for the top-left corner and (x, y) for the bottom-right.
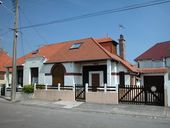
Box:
(157, 40), (170, 44)
(43, 37), (93, 47)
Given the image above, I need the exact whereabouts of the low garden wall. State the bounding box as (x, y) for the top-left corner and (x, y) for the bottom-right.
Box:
(34, 89), (75, 101)
(86, 92), (118, 104)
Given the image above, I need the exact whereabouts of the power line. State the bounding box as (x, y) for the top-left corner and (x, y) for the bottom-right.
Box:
(19, 0), (170, 29)
(19, 7), (48, 43)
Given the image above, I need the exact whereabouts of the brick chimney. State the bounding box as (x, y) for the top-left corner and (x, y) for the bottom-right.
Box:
(119, 34), (125, 60)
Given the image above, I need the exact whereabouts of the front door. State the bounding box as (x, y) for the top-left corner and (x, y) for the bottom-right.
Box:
(89, 71), (103, 92)
(92, 73), (100, 92)
(31, 68), (38, 84)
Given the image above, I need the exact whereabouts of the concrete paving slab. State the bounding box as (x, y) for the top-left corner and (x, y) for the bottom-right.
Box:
(54, 101), (83, 109)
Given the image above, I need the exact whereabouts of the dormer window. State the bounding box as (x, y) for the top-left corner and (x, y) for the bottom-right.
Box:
(70, 43), (83, 49)
(32, 49), (39, 54)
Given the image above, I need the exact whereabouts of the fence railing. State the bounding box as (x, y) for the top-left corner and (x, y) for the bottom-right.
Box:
(34, 83), (74, 91)
(34, 83), (116, 92)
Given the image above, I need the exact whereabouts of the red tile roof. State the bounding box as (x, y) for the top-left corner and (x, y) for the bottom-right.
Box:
(139, 67), (168, 74)
(15, 37), (137, 72)
(0, 49), (12, 72)
(135, 41), (170, 61)
(93, 38), (138, 73)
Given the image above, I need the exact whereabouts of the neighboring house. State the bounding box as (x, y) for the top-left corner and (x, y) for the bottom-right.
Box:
(0, 48), (12, 91)
(135, 41), (170, 106)
(6, 35), (138, 104)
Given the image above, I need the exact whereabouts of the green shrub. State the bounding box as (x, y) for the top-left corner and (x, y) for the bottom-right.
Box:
(22, 85), (34, 93)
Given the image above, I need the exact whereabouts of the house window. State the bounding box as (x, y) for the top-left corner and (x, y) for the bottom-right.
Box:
(17, 69), (23, 86)
(119, 71), (125, 86)
(168, 68), (170, 80)
(31, 68), (38, 84)
(70, 43), (83, 49)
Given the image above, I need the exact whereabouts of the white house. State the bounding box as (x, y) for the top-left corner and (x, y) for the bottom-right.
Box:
(6, 35), (138, 104)
(135, 41), (170, 106)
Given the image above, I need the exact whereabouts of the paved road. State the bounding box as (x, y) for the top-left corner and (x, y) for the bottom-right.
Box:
(0, 102), (170, 128)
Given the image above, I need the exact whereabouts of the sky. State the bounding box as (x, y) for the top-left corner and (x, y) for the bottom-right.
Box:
(0, 0), (170, 63)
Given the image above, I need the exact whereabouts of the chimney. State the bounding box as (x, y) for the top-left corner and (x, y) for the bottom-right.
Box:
(119, 34), (125, 60)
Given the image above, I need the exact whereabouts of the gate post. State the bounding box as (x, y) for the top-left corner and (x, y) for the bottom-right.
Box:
(104, 83), (107, 92)
(34, 83), (36, 91)
(72, 84), (75, 92)
(85, 83), (88, 92)
(58, 83), (61, 91)
(45, 84), (48, 91)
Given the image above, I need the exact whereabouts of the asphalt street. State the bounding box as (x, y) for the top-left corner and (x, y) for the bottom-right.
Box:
(0, 102), (170, 128)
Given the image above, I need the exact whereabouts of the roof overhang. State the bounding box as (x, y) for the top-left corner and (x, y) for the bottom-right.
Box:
(139, 67), (168, 74)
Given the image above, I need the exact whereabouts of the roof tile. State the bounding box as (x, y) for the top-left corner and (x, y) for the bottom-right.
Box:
(135, 41), (170, 61)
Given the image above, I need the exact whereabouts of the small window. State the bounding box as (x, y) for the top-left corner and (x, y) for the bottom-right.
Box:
(70, 43), (82, 49)
(32, 49), (39, 55)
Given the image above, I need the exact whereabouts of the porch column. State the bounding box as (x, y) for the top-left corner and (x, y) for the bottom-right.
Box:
(107, 60), (112, 87)
(5, 68), (10, 88)
(113, 62), (118, 92)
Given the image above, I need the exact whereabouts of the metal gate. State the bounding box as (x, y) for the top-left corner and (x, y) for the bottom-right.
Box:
(118, 84), (164, 106)
(75, 84), (85, 101)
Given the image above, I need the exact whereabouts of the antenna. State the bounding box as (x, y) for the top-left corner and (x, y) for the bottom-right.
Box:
(119, 24), (125, 34)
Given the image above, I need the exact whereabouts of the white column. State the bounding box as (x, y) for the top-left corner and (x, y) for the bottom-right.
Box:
(107, 60), (112, 87)
(34, 83), (36, 91)
(85, 83), (88, 92)
(5, 68), (10, 88)
(58, 83), (61, 91)
(113, 62), (118, 92)
(104, 83), (107, 92)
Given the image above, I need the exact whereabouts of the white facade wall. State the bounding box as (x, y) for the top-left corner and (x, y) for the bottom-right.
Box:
(44, 75), (52, 85)
(166, 57), (170, 67)
(139, 60), (152, 68)
(111, 62), (118, 91)
(43, 64), (53, 85)
(164, 73), (170, 106)
(107, 60), (112, 86)
(117, 63), (130, 85)
(23, 56), (45, 85)
(152, 60), (163, 68)
(63, 62), (82, 86)
(138, 58), (170, 68)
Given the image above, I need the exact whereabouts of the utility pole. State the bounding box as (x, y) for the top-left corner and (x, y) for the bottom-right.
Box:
(11, 0), (19, 102)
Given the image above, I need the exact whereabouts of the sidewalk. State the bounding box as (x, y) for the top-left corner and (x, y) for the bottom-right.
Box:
(1, 98), (170, 119)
